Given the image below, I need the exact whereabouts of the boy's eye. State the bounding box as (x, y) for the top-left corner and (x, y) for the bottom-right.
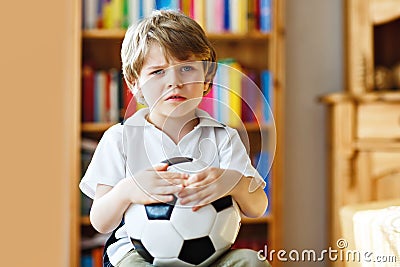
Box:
(181, 66), (193, 72)
(151, 69), (165, 75)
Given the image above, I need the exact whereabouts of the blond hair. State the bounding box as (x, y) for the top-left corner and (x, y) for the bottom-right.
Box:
(121, 9), (217, 96)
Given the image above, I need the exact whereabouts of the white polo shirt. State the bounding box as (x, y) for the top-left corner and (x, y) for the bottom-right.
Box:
(79, 108), (265, 266)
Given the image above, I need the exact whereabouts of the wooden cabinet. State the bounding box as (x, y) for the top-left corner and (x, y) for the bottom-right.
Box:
(78, 1), (285, 266)
(322, 1), (400, 266)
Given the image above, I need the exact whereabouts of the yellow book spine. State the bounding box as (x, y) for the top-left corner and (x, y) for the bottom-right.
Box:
(228, 61), (242, 127)
(112, 0), (123, 28)
(103, 2), (113, 29)
(181, 0), (191, 17)
(193, 0), (205, 30)
(239, 0), (248, 33)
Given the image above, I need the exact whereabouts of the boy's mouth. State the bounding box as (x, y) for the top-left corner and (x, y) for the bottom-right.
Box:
(165, 94), (187, 101)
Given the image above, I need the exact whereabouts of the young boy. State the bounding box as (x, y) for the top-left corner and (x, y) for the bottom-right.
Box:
(80, 9), (271, 267)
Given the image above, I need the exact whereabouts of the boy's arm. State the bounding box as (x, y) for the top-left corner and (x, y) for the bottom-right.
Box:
(90, 164), (189, 234)
(90, 179), (136, 234)
(230, 174), (268, 218)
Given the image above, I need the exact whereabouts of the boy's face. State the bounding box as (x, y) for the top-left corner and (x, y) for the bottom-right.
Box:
(137, 43), (207, 119)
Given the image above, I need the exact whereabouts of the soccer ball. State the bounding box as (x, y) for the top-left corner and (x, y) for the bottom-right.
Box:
(124, 157), (241, 266)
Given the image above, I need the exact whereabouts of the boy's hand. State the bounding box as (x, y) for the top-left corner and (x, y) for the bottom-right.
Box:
(177, 167), (242, 211)
(123, 164), (188, 205)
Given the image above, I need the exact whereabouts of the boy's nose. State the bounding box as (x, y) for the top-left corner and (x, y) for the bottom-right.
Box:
(166, 67), (183, 88)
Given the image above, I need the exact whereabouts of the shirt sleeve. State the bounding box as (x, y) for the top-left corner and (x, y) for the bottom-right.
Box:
(217, 127), (267, 192)
(79, 124), (126, 199)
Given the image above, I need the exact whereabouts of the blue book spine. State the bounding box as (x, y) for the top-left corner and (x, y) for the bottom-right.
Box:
(223, 0), (230, 31)
(80, 254), (93, 267)
(215, 66), (222, 122)
(254, 151), (271, 214)
(260, 0), (271, 32)
(261, 70), (272, 123)
(155, 0), (178, 10)
(139, 0), (144, 18)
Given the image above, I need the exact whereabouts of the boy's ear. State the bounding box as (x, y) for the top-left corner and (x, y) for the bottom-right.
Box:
(127, 80), (138, 94)
(203, 82), (211, 96)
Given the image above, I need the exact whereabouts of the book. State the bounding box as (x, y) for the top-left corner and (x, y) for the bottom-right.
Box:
(259, 0), (271, 33)
(102, 0), (113, 28)
(247, 0), (257, 32)
(192, 0), (205, 29)
(112, 0), (123, 28)
(142, 0), (156, 18)
(241, 69), (258, 123)
(215, 59), (231, 124)
(94, 71), (107, 122)
(127, 0), (140, 26)
(223, 0), (230, 31)
(198, 86), (214, 116)
(254, 151), (271, 214)
(180, 0), (191, 16)
(260, 70), (272, 123)
(92, 247), (104, 267)
(229, 0), (248, 33)
(156, 0), (178, 10)
(80, 254), (93, 267)
(214, 0), (225, 33)
(109, 69), (120, 122)
(122, 79), (136, 119)
(205, 0), (216, 33)
(82, 65), (95, 122)
(228, 60), (242, 127)
(83, 0), (98, 29)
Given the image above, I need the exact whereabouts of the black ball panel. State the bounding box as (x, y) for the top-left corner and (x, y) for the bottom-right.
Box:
(145, 196), (177, 220)
(178, 236), (216, 265)
(131, 238), (154, 263)
(211, 195), (233, 212)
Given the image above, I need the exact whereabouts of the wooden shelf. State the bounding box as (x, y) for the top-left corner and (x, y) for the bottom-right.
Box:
(82, 29), (271, 41)
(241, 215), (272, 224)
(81, 122), (115, 133)
(81, 216), (91, 226)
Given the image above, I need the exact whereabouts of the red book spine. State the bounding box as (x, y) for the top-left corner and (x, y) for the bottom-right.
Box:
(91, 247), (103, 267)
(123, 80), (135, 119)
(189, 0), (195, 19)
(254, 0), (260, 31)
(82, 65), (94, 122)
(105, 71), (111, 122)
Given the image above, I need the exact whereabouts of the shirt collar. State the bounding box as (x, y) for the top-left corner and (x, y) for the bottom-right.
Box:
(123, 108), (225, 128)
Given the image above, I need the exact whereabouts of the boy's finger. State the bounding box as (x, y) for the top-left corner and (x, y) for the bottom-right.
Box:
(184, 172), (208, 186)
(159, 172), (189, 180)
(151, 163), (169, 172)
(164, 178), (187, 186)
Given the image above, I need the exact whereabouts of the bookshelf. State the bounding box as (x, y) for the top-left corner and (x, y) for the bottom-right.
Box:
(78, 0), (285, 266)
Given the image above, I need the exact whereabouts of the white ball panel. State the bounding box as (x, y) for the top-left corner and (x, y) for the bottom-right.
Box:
(209, 206), (241, 250)
(171, 199), (217, 239)
(124, 204), (149, 239)
(141, 221), (183, 258)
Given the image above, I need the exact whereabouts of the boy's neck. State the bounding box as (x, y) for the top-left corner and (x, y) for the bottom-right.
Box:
(147, 110), (199, 144)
